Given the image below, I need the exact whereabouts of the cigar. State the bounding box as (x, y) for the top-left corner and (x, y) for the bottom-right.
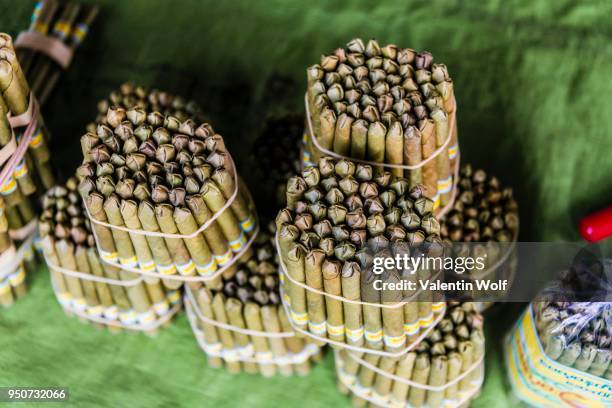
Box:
(137, 201), (180, 289)
(372, 357), (397, 403)
(419, 119), (438, 203)
(352, 353), (380, 408)
(380, 266), (406, 353)
(261, 305), (292, 376)
(305, 249), (327, 344)
(211, 293), (241, 374)
(407, 352), (430, 407)
(403, 126), (422, 188)
(322, 259), (345, 343)
(244, 302), (276, 376)
(390, 352), (416, 405)
(341, 261), (363, 347)
(361, 268), (383, 350)
(283, 242), (308, 331)
(226, 297), (258, 374)
(426, 354), (448, 407)
(196, 288), (223, 368)
(279, 307), (311, 376)
(385, 121), (403, 178)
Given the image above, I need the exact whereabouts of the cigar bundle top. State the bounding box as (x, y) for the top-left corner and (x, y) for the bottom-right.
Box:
(187, 229), (319, 376)
(336, 302), (486, 408)
(212, 230), (281, 306)
(305, 38), (458, 209)
(276, 155), (446, 354)
(251, 113), (303, 215)
(39, 177), (95, 251)
(39, 176), (181, 331)
(77, 100), (257, 284)
(87, 82), (205, 132)
(15, 0), (99, 105)
(535, 301), (611, 379)
(440, 164), (519, 243)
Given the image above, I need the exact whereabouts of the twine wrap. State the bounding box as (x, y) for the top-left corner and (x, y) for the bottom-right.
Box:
(14, 31), (74, 69)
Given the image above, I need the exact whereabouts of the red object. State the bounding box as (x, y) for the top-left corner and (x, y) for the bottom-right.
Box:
(579, 206), (612, 242)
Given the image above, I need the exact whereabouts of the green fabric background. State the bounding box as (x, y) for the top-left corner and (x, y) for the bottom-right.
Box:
(1, 0), (611, 406)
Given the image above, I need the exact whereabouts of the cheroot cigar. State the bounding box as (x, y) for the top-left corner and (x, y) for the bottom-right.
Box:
(211, 292), (241, 374)
(261, 305), (293, 376)
(226, 297), (258, 374)
(341, 261), (363, 347)
(197, 287), (223, 368)
(305, 249), (327, 343)
(322, 259), (345, 343)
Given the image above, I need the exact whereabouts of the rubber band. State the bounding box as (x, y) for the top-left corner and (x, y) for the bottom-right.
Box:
(7, 92), (37, 128)
(184, 285), (294, 338)
(14, 31), (74, 69)
(0, 138), (17, 167)
(84, 154), (242, 239)
(304, 92), (457, 171)
(279, 287), (445, 358)
(9, 218), (37, 241)
(0, 94), (39, 187)
(92, 222), (259, 283)
(0, 233), (35, 281)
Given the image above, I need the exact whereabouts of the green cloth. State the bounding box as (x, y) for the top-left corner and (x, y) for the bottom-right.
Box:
(1, 271), (521, 408)
(2, 0), (611, 406)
